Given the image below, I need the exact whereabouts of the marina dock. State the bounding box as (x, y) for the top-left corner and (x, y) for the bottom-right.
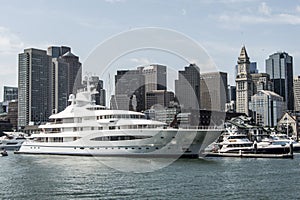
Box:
(205, 151), (294, 159)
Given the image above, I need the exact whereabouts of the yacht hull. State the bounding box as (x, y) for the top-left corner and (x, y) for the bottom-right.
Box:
(16, 129), (221, 158)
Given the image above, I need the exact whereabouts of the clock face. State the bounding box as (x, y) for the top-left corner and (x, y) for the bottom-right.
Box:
(240, 65), (245, 73)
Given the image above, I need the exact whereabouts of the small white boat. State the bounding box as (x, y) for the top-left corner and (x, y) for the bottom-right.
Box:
(0, 132), (26, 151)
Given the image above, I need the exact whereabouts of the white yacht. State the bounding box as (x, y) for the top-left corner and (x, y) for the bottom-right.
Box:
(216, 133), (254, 153)
(17, 82), (222, 158)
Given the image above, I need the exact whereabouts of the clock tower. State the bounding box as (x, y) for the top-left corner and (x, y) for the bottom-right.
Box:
(235, 46), (253, 116)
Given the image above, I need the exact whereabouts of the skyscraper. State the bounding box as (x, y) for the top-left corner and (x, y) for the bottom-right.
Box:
(18, 48), (52, 127)
(18, 47), (82, 127)
(266, 52), (294, 110)
(47, 46), (82, 113)
(200, 71), (228, 111)
(175, 63), (200, 111)
(294, 76), (300, 112)
(235, 46), (253, 116)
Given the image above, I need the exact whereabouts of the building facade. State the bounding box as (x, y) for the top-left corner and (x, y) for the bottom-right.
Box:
(175, 63), (200, 111)
(250, 90), (284, 127)
(146, 90), (174, 110)
(251, 73), (272, 94)
(235, 46), (253, 116)
(294, 76), (300, 112)
(3, 86), (18, 102)
(113, 64), (167, 111)
(266, 52), (294, 111)
(83, 76), (106, 106)
(18, 48), (52, 127)
(200, 71), (228, 111)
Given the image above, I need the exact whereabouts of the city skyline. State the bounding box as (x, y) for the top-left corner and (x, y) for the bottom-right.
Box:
(1, 1), (300, 101)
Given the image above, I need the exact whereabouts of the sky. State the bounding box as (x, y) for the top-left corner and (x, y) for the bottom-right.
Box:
(0, 0), (300, 101)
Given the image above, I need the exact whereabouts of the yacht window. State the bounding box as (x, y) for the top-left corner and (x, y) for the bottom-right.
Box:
(90, 135), (151, 141)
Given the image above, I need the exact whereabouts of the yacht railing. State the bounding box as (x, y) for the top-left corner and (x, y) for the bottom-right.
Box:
(176, 125), (224, 130)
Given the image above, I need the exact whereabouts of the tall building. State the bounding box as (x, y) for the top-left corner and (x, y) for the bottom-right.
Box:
(266, 52), (294, 110)
(3, 86), (18, 102)
(175, 63), (200, 111)
(200, 72), (228, 111)
(235, 46), (253, 116)
(294, 76), (300, 112)
(250, 90), (284, 127)
(18, 48), (52, 127)
(18, 47), (82, 127)
(47, 46), (82, 113)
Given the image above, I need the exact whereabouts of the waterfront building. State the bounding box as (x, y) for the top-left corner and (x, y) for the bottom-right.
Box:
(294, 76), (300, 112)
(18, 48), (52, 127)
(7, 100), (18, 130)
(266, 52), (294, 111)
(249, 90), (284, 127)
(235, 46), (253, 116)
(146, 90), (174, 110)
(200, 71), (228, 111)
(277, 112), (300, 139)
(175, 63), (200, 111)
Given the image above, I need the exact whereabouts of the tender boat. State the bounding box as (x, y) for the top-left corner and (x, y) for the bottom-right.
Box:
(16, 80), (223, 158)
(0, 132), (26, 151)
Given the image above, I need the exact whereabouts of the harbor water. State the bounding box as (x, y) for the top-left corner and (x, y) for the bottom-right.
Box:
(1, 153), (300, 199)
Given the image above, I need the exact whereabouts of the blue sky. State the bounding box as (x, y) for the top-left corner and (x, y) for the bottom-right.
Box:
(0, 0), (300, 100)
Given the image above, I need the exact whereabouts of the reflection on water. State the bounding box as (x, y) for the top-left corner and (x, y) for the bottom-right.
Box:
(1, 154), (300, 199)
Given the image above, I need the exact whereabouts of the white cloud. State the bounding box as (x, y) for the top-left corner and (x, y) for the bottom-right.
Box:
(129, 57), (151, 65)
(296, 6), (300, 12)
(259, 2), (271, 16)
(218, 12), (300, 25)
(181, 9), (187, 16)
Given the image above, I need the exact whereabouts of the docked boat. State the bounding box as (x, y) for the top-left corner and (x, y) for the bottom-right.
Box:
(16, 81), (222, 158)
(0, 132), (26, 151)
(216, 133), (254, 153)
(258, 133), (300, 153)
(210, 130), (292, 155)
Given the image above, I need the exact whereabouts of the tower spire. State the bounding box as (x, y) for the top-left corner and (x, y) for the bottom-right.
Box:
(238, 45), (250, 64)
